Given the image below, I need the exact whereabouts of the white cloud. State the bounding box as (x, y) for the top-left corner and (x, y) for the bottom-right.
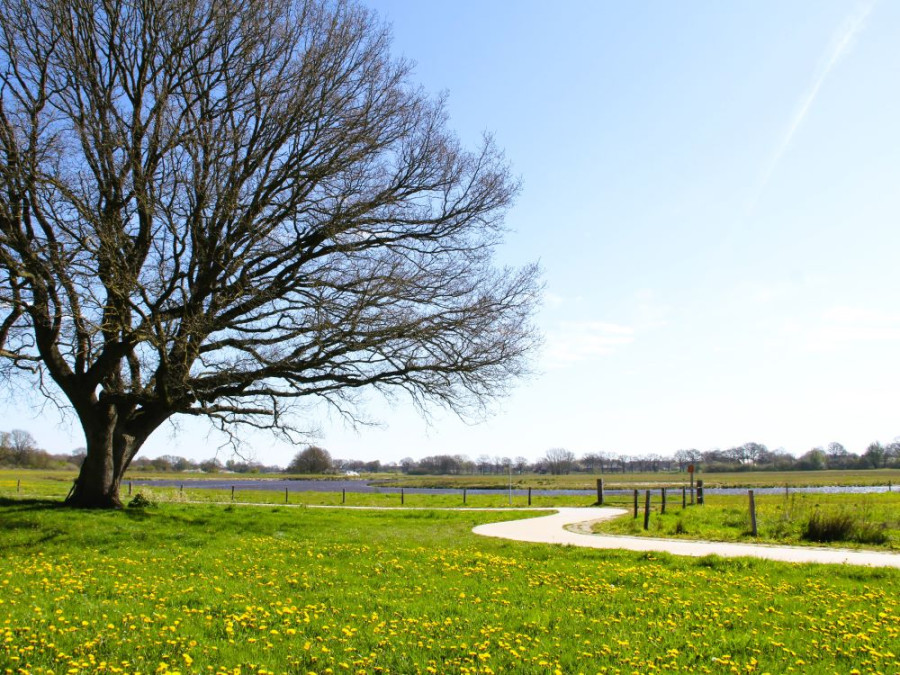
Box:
(543, 320), (634, 367)
(806, 306), (900, 351)
(543, 291), (567, 308)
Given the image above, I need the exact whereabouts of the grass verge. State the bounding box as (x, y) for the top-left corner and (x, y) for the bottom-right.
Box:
(1, 498), (899, 674)
(592, 491), (900, 551)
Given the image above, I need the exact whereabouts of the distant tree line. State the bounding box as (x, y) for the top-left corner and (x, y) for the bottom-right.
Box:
(0, 430), (83, 469)
(4, 429), (900, 475)
(364, 440), (900, 476)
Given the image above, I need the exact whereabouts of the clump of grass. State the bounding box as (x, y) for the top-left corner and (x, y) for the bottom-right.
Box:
(854, 521), (889, 545)
(802, 510), (889, 545)
(127, 492), (156, 509)
(802, 511), (855, 542)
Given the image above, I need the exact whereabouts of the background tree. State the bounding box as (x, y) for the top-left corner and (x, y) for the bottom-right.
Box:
(286, 445), (332, 474)
(7, 429), (36, 466)
(864, 442), (887, 469)
(581, 452), (602, 474)
(0, 0), (540, 506)
(798, 447), (827, 471)
(887, 441), (900, 468)
(543, 447), (575, 475)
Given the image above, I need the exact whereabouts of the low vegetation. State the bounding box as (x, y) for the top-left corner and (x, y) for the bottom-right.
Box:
(373, 468), (900, 490)
(592, 491), (900, 551)
(2, 500), (899, 674)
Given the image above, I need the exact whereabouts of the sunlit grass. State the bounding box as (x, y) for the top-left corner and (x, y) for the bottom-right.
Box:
(377, 468), (900, 490)
(593, 490), (900, 551)
(1, 499), (899, 674)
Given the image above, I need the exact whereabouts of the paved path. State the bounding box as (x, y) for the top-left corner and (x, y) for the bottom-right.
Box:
(91, 498), (900, 568)
(472, 507), (900, 568)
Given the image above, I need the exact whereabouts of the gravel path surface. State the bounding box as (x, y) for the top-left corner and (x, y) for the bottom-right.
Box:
(472, 507), (900, 568)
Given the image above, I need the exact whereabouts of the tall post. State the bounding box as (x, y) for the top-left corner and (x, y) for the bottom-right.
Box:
(689, 465), (695, 505)
(401, 488), (405, 505)
(17, 479), (20, 494)
(463, 488), (467, 505)
(128, 481), (132, 496)
(342, 488), (346, 504)
(643, 490), (651, 530)
(748, 489), (758, 537)
(697, 480), (704, 506)
(285, 487), (289, 504)
(528, 487), (532, 506)
(633, 489), (639, 518)
(508, 464), (512, 506)
(231, 485), (235, 501)
(682, 487), (686, 509)
(596, 479), (604, 505)
(661, 487), (667, 514)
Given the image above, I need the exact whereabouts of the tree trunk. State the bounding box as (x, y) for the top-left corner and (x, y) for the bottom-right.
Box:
(65, 407), (149, 509)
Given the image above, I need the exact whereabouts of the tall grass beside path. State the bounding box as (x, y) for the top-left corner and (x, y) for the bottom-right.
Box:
(592, 491), (900, 551)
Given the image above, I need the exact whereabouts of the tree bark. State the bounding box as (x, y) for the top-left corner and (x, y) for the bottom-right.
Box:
(65, 406), (150, 508)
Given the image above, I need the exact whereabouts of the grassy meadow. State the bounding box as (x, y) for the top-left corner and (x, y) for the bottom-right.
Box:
(4, 468), (900, 503)
(374, 469), (900, 490)
(592, 491), (900, 551)
(1, 498), (899, 675)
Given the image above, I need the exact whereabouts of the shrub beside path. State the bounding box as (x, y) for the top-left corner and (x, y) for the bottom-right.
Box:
(472, 507), (900, 568)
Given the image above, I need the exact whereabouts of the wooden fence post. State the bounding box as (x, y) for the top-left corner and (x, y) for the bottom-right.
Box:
(231, 485), (235, 501)
(681, 487), (686, 509)
(342, 488), (346, 504)
(748, 489), (758, 537)
(401, 488), (404, 505)
(661, 487), (667, 514)
(463, 488), (467, 505)
(596, 479), (604, 505)
(128, 481), (132, 496)
(17, 479), (20, 494)
(697, 480), (704, 506)
(528, 487), (532, 506)
(633, 489), (639, 518)
(285, 488), (289, 504)
(643, 490), (651, 530)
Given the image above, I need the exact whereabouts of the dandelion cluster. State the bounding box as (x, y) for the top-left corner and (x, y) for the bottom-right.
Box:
(1, 505), (898, 674)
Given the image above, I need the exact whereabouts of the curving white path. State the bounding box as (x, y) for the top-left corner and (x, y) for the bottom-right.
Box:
(473, 507), (900, 568)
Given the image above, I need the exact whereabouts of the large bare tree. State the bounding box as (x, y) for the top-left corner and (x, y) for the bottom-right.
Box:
(0, 0), (540, 507)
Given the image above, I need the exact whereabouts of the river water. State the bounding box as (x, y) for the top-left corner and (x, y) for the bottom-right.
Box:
(128, 478), (895, 497)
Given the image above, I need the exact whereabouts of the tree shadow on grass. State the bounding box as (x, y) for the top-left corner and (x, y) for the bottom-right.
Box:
(0, 496), (64, 512)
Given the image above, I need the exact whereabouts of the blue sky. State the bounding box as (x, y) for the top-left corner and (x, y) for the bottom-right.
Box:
(6, 0), (900, 464)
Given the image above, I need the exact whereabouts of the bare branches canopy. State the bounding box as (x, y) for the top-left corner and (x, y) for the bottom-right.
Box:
(0, 0), (540, 506)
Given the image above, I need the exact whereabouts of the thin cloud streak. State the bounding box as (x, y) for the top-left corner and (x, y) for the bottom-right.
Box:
(751, 1), (876, 208)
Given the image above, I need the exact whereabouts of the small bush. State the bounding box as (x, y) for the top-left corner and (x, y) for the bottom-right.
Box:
(853, 521), (888, 545)
(128, 492), (155, 509)
(674, 520), (687, 535)
(802, 511), (855, 542)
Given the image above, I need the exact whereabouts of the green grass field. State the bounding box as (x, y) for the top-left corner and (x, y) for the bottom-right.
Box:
(592, 491), (900, 551)
(4, 468), (899, 502)
(374, 469), (900, 490)
(1, 498), (899, 674)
